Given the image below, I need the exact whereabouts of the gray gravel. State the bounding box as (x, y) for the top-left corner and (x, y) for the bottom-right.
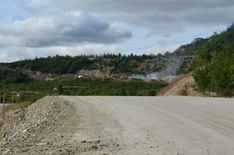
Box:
(63, 96), (234, 155)
(1, 96), (234, 155)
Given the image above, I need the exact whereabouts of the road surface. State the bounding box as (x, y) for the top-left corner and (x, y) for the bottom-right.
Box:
(61, 96), (234, 155)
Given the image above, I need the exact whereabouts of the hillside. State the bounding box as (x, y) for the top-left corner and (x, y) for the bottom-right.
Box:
(0, 23), (234, 97)
(0, 54), (174, 104)
(0, 67), (31, 84)
(175, 23), (234, 96)
(0, 54), (188, 82)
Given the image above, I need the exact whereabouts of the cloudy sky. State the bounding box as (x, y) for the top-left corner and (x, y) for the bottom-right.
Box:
(0, 0), (233, 62)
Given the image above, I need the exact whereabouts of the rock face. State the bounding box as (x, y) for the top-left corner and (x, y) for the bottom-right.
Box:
(75, 67), (113, 79)
(0, 96), (76, 155)
(129, 57), (184, 80)
(16, 56), (189, 81)
(21, 69), (55, 81)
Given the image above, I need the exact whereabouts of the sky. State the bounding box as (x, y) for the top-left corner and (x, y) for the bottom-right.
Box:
(0, 0), (234, 62)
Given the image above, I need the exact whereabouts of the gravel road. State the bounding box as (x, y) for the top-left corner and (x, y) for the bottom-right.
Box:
(61, 96), (234, 155)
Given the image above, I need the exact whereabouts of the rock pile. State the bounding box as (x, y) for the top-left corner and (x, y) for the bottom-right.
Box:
(0, 96), (76, 155)
(0, 96), (120, 155)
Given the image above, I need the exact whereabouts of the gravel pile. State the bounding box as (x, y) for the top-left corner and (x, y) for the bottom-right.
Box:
(0, 96), (76, 155)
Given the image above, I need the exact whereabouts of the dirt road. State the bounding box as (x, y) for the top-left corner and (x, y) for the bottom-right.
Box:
(61, 96), (234, 155)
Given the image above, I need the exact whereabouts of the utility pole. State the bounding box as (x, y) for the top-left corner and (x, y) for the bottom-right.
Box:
(12, 89), (14, 104)
(2, 89), (5, 121)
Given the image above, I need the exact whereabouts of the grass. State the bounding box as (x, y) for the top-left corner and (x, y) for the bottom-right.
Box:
(17, 101), (32, 109)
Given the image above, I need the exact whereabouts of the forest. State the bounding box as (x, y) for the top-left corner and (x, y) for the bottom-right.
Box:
(5, 53), (163, 75)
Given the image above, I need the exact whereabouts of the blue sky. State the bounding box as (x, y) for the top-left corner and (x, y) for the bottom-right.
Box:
(0, 0), (233, 62)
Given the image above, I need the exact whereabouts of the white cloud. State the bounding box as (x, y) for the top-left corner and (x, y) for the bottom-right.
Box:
(0, 12), (132, 48)
(63, 0), (234, 34)
(0, 0), (233, 62)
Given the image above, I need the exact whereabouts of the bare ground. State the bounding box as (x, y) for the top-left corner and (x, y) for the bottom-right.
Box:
(1, 96), (234, 155)
(62, 96), (234, 155)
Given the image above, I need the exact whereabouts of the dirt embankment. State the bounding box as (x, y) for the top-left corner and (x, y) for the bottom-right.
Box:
(157, 72), (204, 96)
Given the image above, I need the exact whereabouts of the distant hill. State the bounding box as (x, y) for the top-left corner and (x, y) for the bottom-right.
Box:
(1, 53), (188, 82)
(0, 23), (233, 97)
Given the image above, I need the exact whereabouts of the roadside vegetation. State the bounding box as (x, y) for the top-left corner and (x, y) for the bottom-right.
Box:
(0, 77), (167, 106)
(192, 24), (234, 96)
